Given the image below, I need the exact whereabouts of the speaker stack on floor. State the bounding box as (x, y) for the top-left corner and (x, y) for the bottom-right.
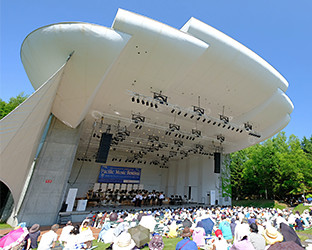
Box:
(214, 152), (221, 173)
(95, 133), (112, 164)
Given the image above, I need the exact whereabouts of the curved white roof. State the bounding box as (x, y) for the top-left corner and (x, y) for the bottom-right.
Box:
(20, 9), (293, 155)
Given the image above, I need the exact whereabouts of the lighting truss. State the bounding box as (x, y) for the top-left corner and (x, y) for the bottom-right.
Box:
(244, 122), (253, 131)
(153, 91), (168, 104)
(169, 123), (180, 131)
(195, 144), (204, 151)
(174, 140), (183, 147)
(192, 129), (201, 137)
(180, 150), (188, 157)
(169, 151), (177, 157)
(220, 114), (229, 124)
(148, 135), (160, 142)
(132, 113), (145, 123)
(217, 134), (225, 143)
(193, 106), (205, 116)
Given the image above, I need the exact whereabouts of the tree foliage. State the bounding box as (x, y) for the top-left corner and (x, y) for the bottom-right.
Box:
(227, 132), (312, 201)
(0, 93), (28, 119)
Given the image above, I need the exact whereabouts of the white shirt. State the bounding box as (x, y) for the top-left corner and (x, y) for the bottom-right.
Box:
(59, 225), (74, 243)
(37, 230), (57, 250)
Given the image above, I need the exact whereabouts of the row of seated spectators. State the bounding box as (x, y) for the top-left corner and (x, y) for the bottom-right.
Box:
(86, 189), (166, 207)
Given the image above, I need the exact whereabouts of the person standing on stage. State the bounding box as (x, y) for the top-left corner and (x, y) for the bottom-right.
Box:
(135, 192), (143, 207)
(158, 192), (165, 206)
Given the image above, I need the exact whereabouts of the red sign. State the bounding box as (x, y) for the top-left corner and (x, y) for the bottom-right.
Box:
(45, 179), (52, 183)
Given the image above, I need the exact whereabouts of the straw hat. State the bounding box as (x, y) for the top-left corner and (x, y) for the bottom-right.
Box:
(113, 232), (136, 250)
(262, 227), (283, 245)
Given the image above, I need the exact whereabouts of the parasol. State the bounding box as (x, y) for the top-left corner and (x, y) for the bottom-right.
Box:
(268, 241), (304, 250)
(0, 227), (28, 250)
(128, 224), (150, 247)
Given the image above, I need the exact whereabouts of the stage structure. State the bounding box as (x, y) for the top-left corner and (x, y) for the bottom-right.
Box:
(0, 9), (293, 225)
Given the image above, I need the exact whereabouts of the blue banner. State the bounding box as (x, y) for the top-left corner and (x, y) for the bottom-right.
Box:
(98, 165), (141, 184)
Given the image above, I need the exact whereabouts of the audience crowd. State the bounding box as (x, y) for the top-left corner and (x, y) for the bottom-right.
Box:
(3, 205), (312, 250)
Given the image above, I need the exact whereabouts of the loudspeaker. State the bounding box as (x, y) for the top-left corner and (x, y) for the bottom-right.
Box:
(95, 133), (112, 163)
(214, 152), (221, 173)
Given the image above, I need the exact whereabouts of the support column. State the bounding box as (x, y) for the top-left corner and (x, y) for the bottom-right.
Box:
(17, 117), (82, 226)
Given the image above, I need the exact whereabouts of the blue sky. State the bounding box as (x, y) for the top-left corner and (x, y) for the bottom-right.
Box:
(1, 1), (311, 139)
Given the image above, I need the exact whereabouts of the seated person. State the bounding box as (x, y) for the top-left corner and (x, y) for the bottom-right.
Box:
(37, 224), (59, 250)
(175, 227), (197, 250)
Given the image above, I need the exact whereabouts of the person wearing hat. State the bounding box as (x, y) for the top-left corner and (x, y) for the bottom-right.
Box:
(112, 232), (136, 250)
(175, 227), (197, 250)
(262, 226), (283, 248)
(212, 229), (229, 250)
(25, 223), (40, 249)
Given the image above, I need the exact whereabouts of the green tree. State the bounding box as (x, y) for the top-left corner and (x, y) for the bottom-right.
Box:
(228, 132), (312, 202)
(0, 92), (28, 119)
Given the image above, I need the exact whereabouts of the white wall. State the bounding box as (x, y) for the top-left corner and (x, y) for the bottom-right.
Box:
(166, 155), (228, 205)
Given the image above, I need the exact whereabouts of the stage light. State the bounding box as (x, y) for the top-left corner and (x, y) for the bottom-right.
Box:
(244, 122), (253, 131)
(220, 114), (229, 124)
(136, 98), (140, 103)
(93, 133), (96, 137)
(153, 91), (168, 104)
(197, 117), (201, 121)
(207, 120), (211, 123)
(184, 113), (188, 117)
(223, 124), (226, 128)
(171, 109), (175, 113)
(236, 128), (239, 132)
(177, 111), (182, 115)
(240, 130), (243, 133)
(146, 101), (149, 106)
(202, 118), (206, 122)
(141, 100), (145, 105)
(150, 103), (153, 108)
(132, 96), (135, 102)
(193, 106), (205, 116)
(213, 122), (216, 125)
(232, 127), (235, 130)
(190, 115), (194, 119)
(217, 135), (225, 143)
(218, 123), (221, 127)
(228, 126), (231, 129)
(155, 103), (158, 109)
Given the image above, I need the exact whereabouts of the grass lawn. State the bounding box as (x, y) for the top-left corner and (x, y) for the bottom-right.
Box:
(0, 222), (12, 229)
(293, 203), (311, 214)
(297, 228), (312, 244)
(232, 199), (289, 209)
(92, 237), (187, 250)
(232, 199), (275, 208)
